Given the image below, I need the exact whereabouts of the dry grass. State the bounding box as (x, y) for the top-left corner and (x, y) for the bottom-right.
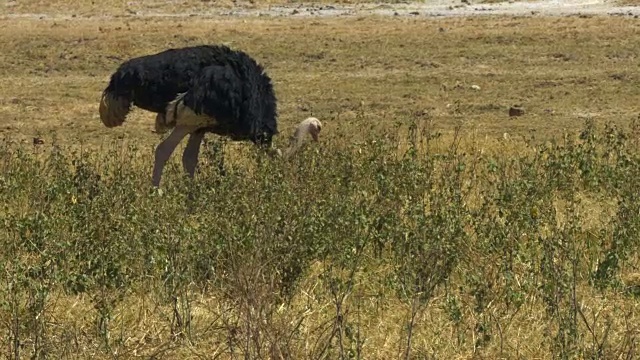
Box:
(617, 0), (640, 5)
(0, 14), (638, 152)
(2, 0), (248, 16)
(0, 0), (388, 16)
(1, 8), (640, 360)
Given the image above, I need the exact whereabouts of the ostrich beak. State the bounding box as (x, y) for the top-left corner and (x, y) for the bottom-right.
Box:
(311, 123), (321, 142)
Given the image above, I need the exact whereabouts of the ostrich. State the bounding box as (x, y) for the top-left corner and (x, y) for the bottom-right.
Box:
(99, 44), (322, 187)
(100, 45), (233, 129)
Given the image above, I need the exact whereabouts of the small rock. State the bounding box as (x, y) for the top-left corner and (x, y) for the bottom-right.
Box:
(509, 106), (525, 117)
(610, 73), (626, 81)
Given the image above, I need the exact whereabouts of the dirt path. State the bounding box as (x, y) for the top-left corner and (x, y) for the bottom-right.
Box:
(2, 0), (639, 20)
(229, 0), (640, 19)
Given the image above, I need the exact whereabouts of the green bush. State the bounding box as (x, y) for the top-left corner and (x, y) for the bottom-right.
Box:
(1, 118), (639, 358)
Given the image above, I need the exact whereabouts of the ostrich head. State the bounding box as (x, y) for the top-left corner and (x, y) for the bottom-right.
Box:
(268, 117), (322, 159)
(292, 117), (322, 143)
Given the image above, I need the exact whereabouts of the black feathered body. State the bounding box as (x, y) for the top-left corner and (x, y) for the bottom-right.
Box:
(100, 44), (277, 139)
(104, 45), (233, 113)
(180, 50), (279, 148)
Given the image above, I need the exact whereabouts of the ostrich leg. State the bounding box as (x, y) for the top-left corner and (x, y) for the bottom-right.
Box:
(152, 125), (193, 187)
(182, 129), (205, 179)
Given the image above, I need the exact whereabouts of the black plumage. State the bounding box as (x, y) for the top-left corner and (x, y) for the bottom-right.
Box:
(100, 44), (270, 127)
(99, 44), (321, 188)
(176, 50), (279, 148)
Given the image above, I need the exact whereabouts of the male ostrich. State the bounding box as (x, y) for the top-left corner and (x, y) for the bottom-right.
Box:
(100, 45), (228, 129)
(99, 45), (322, 187)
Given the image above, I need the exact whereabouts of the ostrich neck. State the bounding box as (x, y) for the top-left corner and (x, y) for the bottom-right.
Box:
(282, 126), (309, 159)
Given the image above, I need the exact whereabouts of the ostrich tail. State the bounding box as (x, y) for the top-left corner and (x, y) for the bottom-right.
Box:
(99, 91), (131, 128)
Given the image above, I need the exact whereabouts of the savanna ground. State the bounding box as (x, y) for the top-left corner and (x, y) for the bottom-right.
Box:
(1, 0), (640, 359)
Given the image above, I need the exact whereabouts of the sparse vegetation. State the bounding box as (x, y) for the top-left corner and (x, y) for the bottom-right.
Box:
(2, 118), (640, 358)
(1, 5), (640, 359)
